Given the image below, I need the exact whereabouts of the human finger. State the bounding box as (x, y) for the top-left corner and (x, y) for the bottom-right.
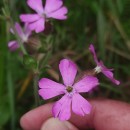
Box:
(41, 117), (79, 130)
(20, 99), (130, 130)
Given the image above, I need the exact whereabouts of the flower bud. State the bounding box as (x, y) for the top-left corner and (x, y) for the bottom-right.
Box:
(25, 36), (41, 55)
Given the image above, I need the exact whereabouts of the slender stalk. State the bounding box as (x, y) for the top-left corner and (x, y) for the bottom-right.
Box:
(39, 35), (53, 70)
(7, 58), (15, 130)
(39, 50), (52, 70)
(6, 14), (15, 130)
(35, 39), (52, 106)
(33, 73), (40, 106)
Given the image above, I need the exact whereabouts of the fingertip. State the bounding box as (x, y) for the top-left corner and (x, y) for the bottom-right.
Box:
(20, 100), (130, 130)
(20, 104), (53, 130)
(41, 118), (79, 130)
(20, 113), (30, 130)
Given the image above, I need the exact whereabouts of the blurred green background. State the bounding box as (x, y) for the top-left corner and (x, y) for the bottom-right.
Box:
(0, 0), (130, 129)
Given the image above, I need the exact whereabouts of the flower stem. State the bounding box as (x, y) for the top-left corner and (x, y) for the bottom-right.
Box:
(33, 73), (40, 106)
(6, 14), (16, 130)
(7, 58), (16, 130)
(10, 19), (27, 55)
(2, 0), (27, 55)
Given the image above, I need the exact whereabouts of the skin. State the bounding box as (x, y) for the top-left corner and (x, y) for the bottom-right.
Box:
(20, 99), (130, 130)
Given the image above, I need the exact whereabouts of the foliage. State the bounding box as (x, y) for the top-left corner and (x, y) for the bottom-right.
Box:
(0, 0), (130, 129)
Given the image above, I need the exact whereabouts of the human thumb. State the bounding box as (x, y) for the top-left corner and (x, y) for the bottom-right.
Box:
(41, 117), (79, 130)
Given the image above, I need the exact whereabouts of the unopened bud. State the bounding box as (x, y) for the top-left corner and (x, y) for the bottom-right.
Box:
(25, 36), (41, 54)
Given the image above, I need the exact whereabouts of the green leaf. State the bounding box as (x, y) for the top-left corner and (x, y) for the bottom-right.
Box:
(0, 96), (10, 127)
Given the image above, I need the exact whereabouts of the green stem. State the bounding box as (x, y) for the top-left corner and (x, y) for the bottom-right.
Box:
(7, 56), (15, 130)
(6, 14), (15, 130)
(39, 35), (53, 69)
(33, 73), (40, 106)
(39, 51), (52, 70)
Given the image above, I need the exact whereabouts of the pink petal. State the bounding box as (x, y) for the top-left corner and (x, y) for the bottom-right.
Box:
(99, 61), (113, 71)
(102, 70), (120, 85)
(98, 61), (120, 85)
(47, 7), (68, 20)
(24, 23), (32, 37)
(45, 0), (63, 13)
(27, 0), (44, 14)
(28, 18), (45, 33)
(14, 23), (24, 39)
(73, 76), (99, 93)
(72, 93), (91, 116)
(59, 59), (77, 86)
(89, 44), (99, 65)
(52, 94), (71, 120)
(20, 14), (40, 23)
(8, 40), (19, 51)
(38, 78), (65, 100)
(10, 28), (14, 34)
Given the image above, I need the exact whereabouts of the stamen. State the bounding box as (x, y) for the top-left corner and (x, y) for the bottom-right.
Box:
(66, 86), (73, 93)
(94, 66), (101, 74)
(42, 13), (47, 19)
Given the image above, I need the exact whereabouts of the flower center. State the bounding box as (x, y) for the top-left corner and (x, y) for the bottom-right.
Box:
(66, 86), (73, 93)
(94, 66), (102, 73)
(22, 35), (28, 42)
(42, 12), (47, 19)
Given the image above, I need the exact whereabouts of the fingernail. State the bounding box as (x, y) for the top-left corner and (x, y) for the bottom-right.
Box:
(41, 118), (78, 130)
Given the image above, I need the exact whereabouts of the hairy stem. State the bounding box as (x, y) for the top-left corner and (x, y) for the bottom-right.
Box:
(33, 73), (40, 106)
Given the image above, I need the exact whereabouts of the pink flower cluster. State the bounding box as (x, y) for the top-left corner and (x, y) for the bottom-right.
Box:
(20, 0), (68, 33)
(8, 23), (31, 51)
(8, 0), (120, 121)
(39, 59), (99, 120)
(8, 0), (68, 50)
(39, 45), (120, 121)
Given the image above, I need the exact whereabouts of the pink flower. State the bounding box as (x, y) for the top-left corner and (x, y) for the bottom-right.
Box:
(20, 0), (68, 33)
(89, 44), (120, 85)
(39, 59), (99, 120)
(8, 23), (32, 51)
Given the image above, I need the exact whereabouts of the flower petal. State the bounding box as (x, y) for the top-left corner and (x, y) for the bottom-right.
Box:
(89, 44), (99, 65)
(98, 61), (120, 85)
(45, 0), (63, 13)
(59, 59), (77, 86)
(73, 76), (99, 93)
(102, 70), (120, 85)
(52, 95), (71, 121)
(20, 14), (40, 23)
(24, 23), (32, 38)
(14, 23), (24, 39)
(72, 93), (91, 116)
(99, 60), (113, 71)
(47, 7), (68, 20)
(8, 40), (19, 51)
(38, 78), (65, 100)
(27, 0), (44, 14)
(10, 28), (14, 34)
(28, 18), (45, 33)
